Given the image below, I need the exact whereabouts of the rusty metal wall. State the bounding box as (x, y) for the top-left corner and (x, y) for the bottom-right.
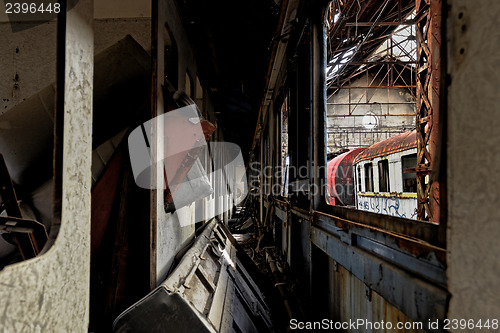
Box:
(328, 261), (427, 333)
(272, 197), (447, 332)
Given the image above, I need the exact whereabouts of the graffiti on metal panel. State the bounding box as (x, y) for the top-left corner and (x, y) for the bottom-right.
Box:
(358, 195), (417, 219)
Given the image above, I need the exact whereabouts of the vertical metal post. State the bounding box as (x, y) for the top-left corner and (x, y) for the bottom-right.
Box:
(259, 130), (265, 226)
(415, 0), (442, 223)
(276, 108), (282, 196)
(312, 6), (327, 211)
(150, 0), (159, 289)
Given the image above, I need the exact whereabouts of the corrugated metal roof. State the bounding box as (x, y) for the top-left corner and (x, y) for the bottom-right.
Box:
(354, 130), (417, 164)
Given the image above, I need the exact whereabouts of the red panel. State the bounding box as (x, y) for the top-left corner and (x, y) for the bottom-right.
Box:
(327, 147), (367, 206)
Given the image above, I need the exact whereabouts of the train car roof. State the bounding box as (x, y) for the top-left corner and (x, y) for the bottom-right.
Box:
(354, 130), (417, 164)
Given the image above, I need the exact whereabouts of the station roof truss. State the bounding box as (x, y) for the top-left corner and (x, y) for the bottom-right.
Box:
(326, 0), (417, 95)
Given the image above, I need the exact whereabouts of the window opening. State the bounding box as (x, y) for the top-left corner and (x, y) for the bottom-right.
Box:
(402, 154), (417, 193)
(357, 165), (362, 192)
(364, 163), (373, 192)
(378, 160), (390, 192)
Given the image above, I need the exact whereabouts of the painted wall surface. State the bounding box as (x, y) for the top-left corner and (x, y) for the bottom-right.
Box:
(0, 21), (57, 113)
(0, 18), (150, 114)
(447, 0), (500, 328)
(327, 76), (415, 153)
(0, 0), (94, 331)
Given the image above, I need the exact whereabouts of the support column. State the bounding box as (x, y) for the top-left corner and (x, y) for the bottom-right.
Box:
(415, 0), (442, 224)
(0, 0), (94, 330)
(311, 3), (328, 211)
(447, 0), (500, 326)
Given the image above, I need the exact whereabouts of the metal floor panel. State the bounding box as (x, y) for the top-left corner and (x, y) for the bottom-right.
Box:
(113, 219), (274, 333)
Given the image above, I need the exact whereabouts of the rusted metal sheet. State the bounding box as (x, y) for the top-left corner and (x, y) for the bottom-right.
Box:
(314, 211), (446, 267)
(311, 225), (447, 332)
(330, 263), (428, 333)
(272, 197), (448, 331)
(354, 130), (417, 163)
(274, 197), (442, 246)
(415, 0), (442, 223)
(113, 219), (274, 333)
(275, 198), (447, 274)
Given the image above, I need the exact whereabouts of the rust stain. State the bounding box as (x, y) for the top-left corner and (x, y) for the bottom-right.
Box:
(354, 130), (417, 164)
(316, 211), (446, 264)
(395, 237), (446, 263)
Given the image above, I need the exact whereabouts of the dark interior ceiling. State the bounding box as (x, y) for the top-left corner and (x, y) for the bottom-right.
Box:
(175, 0), (280, 157)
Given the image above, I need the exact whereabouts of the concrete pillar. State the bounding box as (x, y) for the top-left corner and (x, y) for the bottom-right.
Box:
(0, 0), (93, 331)
(447, 0), (500, 327)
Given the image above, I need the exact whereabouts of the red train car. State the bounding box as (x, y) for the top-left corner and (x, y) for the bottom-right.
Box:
(326, 147), (367, 206)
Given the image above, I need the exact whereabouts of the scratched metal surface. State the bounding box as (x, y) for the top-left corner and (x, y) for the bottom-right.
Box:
(329, 261), (427, 333)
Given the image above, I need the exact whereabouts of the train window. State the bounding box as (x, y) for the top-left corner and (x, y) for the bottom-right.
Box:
(378, 160), (390, 192)
(357, 166), (362, 192)
(402, 154), (417, 193)
(364, 163), (373, 192)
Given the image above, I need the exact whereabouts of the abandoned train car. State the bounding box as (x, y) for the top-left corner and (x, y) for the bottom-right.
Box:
(326, 147), (366, 206)
(326, 130), (418, 220)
